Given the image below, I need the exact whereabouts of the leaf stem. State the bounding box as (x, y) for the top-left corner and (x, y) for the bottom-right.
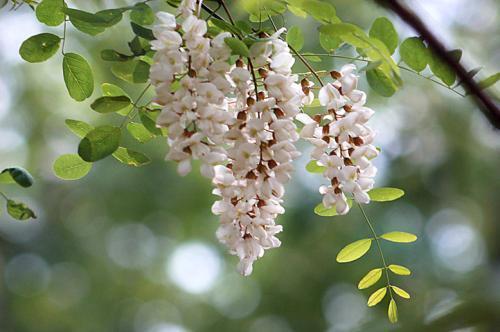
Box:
(61, 18), (67, 55)
(357, 203), (393, 299)
(0, 192), (8, 201)
(300, 53), (465, 97)
(120, 83), (151, 128)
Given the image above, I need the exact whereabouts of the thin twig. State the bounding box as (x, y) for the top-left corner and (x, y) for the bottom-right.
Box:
(375, 0), (500, 128)
(301, 53), (466, 97)
(358, 203), (394, 300)
(120, 83), (151, 128)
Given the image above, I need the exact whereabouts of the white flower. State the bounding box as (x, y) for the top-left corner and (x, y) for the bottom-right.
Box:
(319, 83), (347, 110)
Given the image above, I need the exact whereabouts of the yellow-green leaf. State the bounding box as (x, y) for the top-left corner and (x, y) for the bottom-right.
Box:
(380, 231), (417, 243)
(305, 160), (326, 173)
(336, 238), (372, 263)
(388, 298), (398, 323)
(314, 199), (353, 217)
(112, 147), (151, 167)
(53, 154), (92, 180)
(358, 268), (382, 289)
(388, 264), (411, 276)
(286, 26), (304, 51)
(391, 285), (410, 299)
(368, 187), (404, 202)
(65, 119), (93, 138)
(367, 287), (387, 307)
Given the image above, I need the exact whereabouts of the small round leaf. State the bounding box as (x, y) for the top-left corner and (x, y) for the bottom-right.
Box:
(400, 37), (429, 72)
(90, 96), (131, 113)
(286, 26), (304, 51)
(78, 126), (121, 162)
(7, 200), (36, 220)
(53, 154), (92, 180)
(19, 33), (60, 63)
(63, 53), (94, 101)
(36, 0), (66, 26)
(112, 147), (151, 167)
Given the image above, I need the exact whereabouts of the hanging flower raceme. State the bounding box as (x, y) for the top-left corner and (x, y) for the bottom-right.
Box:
(150, 5), (234, 178)
(211, 29), (307, 276)
(299, 64), (378, 215)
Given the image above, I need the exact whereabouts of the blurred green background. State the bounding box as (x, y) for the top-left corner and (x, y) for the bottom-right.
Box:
(1, 0), (499, 331)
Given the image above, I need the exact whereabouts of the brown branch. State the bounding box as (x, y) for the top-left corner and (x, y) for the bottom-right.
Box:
(375, 0), (500, 129)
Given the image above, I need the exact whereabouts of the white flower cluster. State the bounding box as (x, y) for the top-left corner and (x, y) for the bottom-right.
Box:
(150, 2), (233, 178)
(149, 4), (377, 276)
(299, 64), (378, 215)
(211, 29), (309, 276)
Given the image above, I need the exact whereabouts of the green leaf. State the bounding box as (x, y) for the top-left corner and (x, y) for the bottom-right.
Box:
(303, 0), (337, 23)
(139, 112), (163, 136)
(388, 264), (411, 276)
(53, 154), (92, 180)
(430, 56), (456, 86)
(380, 231), (417, 243)
(367, 287), (387, 307)
(287, 4), (307, 18)
(78, 126), (121, 162)
(1, 0), (8, 9)
(127, 122), (155, 143)
(369, 17), (398, 55)
(90, 96), (131, 114)
(286, 26), (304, 51)
(224, 37), (250, 57)
(69, 17), (105, 36)
(101, 83), (132, 116)
(368, 187), (404, 202)
(319, 31), (341, 52)
(0, 171), (16, 185)
(112, 147), (151, 167)
(95, 9), (124, 27)
(65, 119), (93, 138)
(400, 37), (429, 72)
(241, 0), (287, 22)
(314, 199), (353, 217)
(101, 49), (133, 62)
(131, 22), (154, 40)
(210, 18), (242, 37)
(0, 168), (34, 188)
(19, 33), (60, 63)
(391, 286), (410, 299)
(111, 60), (149, 83)
(101, 83), (129, 97)
(336, 238), (372, 263)
(7, 200), (36, 220)
(388, 299), (398, 323)
(305, 160), (326, 173)
(36, 0), (66, 26)
(63, 53), (94, 101)
(130, 3), (154, 25)
(478, 72), (500, 90)
(366, 68), (397, 97)
(358, 268), (382, 289)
